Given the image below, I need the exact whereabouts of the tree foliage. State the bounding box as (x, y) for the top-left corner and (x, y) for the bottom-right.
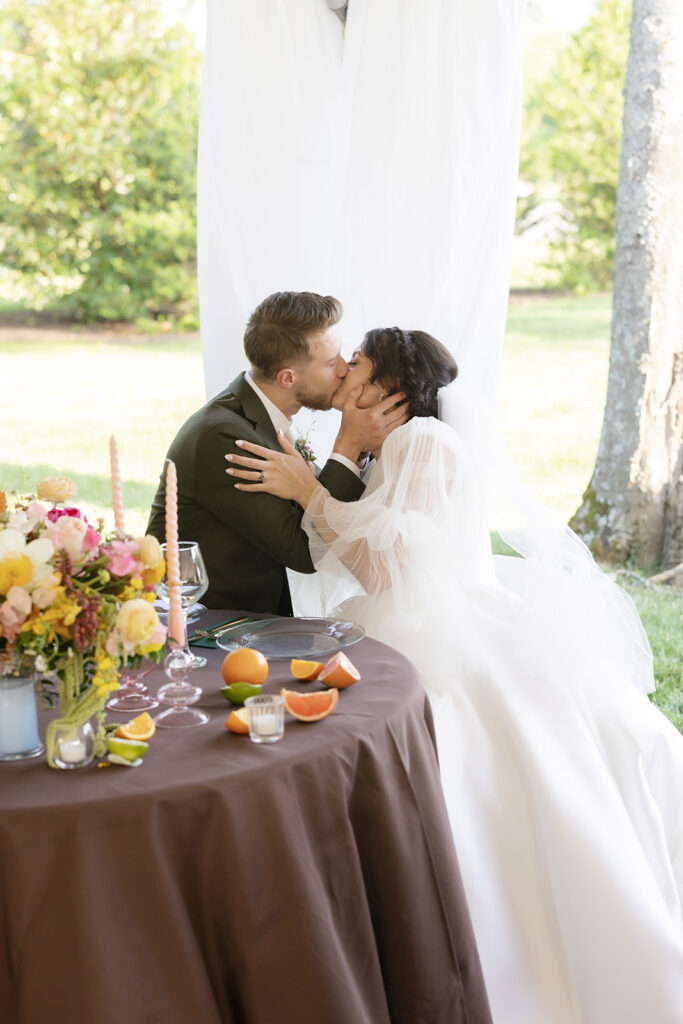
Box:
(520, 0), (632, 291)
(0, 0), (200, 324)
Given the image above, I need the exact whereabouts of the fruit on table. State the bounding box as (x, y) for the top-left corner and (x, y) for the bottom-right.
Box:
(221, 647), (269, 686)
(280, 687), (339, 722)
(225, 708), (250, 734)
(290, 658), (324, 681)
(105, 735), (150, 762)
(114, 712), (156, 741)
(318, 651), (360, 689)
(221, 681), (263, 705)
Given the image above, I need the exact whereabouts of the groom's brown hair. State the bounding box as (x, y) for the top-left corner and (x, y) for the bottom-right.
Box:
(244, 291), (343, 380)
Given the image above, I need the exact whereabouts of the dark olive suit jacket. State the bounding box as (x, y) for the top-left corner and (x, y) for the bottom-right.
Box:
(147, 372), (364, 614)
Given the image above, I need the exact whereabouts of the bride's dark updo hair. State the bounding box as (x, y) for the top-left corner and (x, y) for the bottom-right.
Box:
(361, 327), (458, 419)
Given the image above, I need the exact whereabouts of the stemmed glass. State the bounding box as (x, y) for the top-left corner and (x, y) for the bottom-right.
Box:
(157, 541), (209, 669)
(106, 658), (159, 713)
(154, 648), (210, 729)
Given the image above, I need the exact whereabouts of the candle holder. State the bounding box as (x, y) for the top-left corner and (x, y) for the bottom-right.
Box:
(157, 542), (210, 669)
(244, 694), (285, 744)
(154, 648), (209, 729)
(0, 653), (44, 762)
(52, 721), (96, 770)
(106, 658), (159, 713)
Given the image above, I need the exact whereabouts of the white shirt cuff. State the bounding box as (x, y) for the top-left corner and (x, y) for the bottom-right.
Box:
(328, 452), (361, 478)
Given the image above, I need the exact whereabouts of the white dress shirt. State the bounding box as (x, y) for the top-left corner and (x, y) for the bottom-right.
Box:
(245, 372), (360, 477)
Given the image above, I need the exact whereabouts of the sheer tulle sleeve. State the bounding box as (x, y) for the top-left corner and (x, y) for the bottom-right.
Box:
(293, 417), (494, 617)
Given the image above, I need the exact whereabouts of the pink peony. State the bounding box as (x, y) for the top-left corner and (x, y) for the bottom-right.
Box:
(104, 539), (144, 578)
(26, 500), (49, 524)
(45, 516), (91, 563)
(0, 586), (32, 642)
(47, 506), (82, 523)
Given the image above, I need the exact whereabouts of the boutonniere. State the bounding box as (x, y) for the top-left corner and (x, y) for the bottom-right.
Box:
(294, 430), (317, 465)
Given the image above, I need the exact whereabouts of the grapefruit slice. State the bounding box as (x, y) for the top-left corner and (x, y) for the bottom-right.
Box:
(225, 708), (250, 734)
(280, 687), (339, 722)
(318, 651), (360, 689)
(290, 658), (324, 681)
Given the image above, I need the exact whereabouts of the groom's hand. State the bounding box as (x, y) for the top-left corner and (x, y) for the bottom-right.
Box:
(332, 385), (408, 462)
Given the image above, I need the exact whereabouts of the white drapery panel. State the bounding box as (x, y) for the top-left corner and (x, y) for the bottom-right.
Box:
(198, 0), (525, 433)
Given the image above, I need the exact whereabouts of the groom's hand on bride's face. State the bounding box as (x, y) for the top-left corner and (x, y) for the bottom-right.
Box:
(333, 387), (408, 461)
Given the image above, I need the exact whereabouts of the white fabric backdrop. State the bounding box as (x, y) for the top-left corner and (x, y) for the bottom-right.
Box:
(197, 0), (525, 446)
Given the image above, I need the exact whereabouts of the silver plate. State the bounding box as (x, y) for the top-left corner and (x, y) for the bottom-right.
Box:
(214, 617), (365, 660)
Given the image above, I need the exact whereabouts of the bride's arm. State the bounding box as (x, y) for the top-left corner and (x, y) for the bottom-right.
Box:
(225, 434), (396, 592)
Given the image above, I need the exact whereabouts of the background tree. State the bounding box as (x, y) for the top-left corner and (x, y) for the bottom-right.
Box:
(517, 0), (631, 291)
(570, 0), (683, 570)
(0, 0), (200, 324)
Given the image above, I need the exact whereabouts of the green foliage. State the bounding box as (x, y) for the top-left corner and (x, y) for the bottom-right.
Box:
(0, 0), (200, 324)
(518, 0), (632, 291)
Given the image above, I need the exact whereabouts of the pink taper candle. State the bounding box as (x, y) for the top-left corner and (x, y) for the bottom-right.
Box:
(109, 435), (125, 534)
(164, 459), (185, 648)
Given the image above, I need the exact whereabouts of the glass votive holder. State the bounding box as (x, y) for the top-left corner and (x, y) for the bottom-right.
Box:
(244, 694), (285, 744)
(52, 721), (96, 770)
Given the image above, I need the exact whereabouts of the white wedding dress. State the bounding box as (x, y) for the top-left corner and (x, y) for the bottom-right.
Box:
(292, 414), (683, 1023)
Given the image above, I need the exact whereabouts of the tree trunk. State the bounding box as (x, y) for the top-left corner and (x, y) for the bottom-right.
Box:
(570, 0), (683, 569)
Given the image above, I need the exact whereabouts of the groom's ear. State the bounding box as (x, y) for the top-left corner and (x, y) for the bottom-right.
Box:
(276, 368), (296, 390)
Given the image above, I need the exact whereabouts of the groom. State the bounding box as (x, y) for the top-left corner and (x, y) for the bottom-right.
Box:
(147, 291), (405, 614)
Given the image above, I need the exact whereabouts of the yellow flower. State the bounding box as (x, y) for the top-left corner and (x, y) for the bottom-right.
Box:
(0, 529), (54, 595)
(0, 491), (7, 514)
(136, 535), (163, 569)
(36, 476), (77, 503)
(116, 599), (161, 647)
(142, 559), (165, 587)
(0, 553), (33, 593)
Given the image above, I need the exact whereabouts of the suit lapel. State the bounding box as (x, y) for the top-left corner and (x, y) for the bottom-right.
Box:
(230, 372), (281, 448)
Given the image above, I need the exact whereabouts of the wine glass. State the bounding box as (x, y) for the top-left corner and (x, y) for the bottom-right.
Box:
(154, 648), (210, 729)
(157, 541), (209, 669)
(106, 657), (159, 713)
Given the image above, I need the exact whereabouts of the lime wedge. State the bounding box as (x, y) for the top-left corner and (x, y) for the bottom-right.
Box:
(220, 682), (263, 706)
(107, 753), (144, 767)
(105, 736), (149, 762)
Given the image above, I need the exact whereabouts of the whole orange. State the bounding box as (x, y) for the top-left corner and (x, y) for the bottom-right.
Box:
(221, 647), (269, 686)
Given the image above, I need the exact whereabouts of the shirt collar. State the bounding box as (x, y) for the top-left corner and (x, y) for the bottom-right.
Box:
(245, 371), (293, 438)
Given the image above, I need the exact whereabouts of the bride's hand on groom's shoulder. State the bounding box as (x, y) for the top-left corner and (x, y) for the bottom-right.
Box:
(333, 386), (408, 462)
(225, 434), (320, 508)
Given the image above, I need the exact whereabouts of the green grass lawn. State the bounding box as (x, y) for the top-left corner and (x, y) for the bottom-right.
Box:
(1, 294), (681, 728)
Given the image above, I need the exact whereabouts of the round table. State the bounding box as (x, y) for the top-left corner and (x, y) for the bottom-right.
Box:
(0, 614), (491, 1024)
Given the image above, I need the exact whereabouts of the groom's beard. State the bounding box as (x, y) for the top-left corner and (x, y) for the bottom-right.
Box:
(294, 382), (342, 412)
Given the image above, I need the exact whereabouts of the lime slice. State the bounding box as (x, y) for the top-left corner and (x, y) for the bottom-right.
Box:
(220, 682), (263, 706)
(107, 753), (144, 767)
(105, 736), (149, 762)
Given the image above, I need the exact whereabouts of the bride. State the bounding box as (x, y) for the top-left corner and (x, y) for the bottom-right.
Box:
(225, 327), (683, 1023)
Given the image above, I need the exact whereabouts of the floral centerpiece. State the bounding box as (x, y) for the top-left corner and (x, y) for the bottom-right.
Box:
(0, 476), (167, 766)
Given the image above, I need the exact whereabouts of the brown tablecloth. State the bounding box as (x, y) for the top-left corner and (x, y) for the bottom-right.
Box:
(0, 613), (491, 1024)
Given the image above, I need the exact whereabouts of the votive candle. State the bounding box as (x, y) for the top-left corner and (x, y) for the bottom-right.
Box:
(109, 435), (126, 534)
(164, 459), (185, 648)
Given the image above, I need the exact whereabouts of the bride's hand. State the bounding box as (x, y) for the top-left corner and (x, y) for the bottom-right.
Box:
(225, 432), (320, 507)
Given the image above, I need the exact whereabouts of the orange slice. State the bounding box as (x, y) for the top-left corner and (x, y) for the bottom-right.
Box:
(114, 712), (156, 741)
(225, 708), (250, 734)
(290, 658), (324, 681)
(280, 687), (339, 722)
(318, 651), (360, 689)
